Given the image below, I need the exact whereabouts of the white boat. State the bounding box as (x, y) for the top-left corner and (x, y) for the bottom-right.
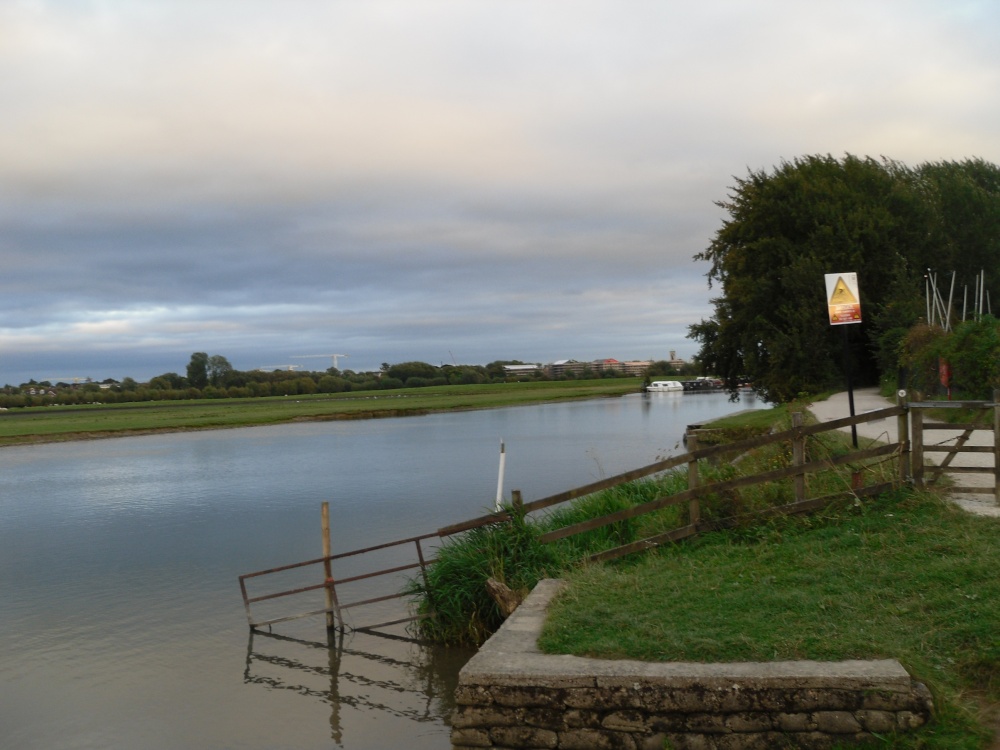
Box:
(645, 380), (684, 392)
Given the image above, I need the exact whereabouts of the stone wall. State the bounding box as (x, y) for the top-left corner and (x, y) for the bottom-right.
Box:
(452, 580), (933, 750)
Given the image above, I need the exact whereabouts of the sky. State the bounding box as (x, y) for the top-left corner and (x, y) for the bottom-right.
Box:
(2, 1), (999, 385)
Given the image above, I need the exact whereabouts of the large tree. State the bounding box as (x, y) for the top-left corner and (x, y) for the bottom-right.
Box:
(689, 155), (1000, 403)
(385, 361), (440, 385)
(207, 354), (234, 386)
(186, 352), (209, 390)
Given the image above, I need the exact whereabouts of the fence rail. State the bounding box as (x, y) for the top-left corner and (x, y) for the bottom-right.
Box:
(238, 393), (999, 632)
(239, 531), (439, 630)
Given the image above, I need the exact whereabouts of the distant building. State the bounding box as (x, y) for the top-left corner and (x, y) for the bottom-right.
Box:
(621, 360), (654, 376)
(590, 358), (621, 372)
(543, 355), (685, 378)
(667, 350), (687, 369)
(502, 364), (542, 378)
(547, 360), (588, 377)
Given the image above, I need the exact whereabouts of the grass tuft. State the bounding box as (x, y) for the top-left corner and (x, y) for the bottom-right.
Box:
(404, 505), (560, 646)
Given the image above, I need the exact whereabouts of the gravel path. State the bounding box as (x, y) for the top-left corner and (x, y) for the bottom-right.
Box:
(807, 388), (1000, 518)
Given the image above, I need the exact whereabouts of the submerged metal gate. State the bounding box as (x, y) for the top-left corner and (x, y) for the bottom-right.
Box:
(238, 530), (439, 633)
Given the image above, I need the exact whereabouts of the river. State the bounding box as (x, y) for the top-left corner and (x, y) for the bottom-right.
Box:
(0, 390), (764, 750)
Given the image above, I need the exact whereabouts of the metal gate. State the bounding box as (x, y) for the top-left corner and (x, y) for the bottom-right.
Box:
(909, 392), (1000, 503)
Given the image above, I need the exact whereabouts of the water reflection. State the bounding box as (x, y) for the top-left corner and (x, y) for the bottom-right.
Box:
(244, 626), (473, 748)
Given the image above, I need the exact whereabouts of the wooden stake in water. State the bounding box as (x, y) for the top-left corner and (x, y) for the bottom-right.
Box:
(321, 502), (334, 629)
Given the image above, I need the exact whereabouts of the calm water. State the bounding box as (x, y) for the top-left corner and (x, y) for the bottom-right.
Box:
(0, 391), (764, 750)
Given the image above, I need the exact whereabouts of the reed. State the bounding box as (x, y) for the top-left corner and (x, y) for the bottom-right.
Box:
(404, 505), (560, 646)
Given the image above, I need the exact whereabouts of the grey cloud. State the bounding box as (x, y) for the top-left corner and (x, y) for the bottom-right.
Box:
(1, 1), (999, 385)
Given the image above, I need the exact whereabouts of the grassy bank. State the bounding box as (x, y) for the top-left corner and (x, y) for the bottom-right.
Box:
(538, 489), (1000, 748)
(408, 403), (1000, 747)
(0, 378), (642, 446)
(407, 404), (898, 643)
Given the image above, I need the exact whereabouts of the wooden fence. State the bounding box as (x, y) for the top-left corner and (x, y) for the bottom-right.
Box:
(237, 394), (997, 633)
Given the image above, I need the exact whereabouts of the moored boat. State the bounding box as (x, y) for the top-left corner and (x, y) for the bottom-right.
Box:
(645, 380), (684, 392)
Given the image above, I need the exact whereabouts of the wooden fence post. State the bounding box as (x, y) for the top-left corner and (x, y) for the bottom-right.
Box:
(912, 392), (924, 488)
(321, 502), (344, 631)
(792, 412), (805, 502)
(686, 432), (701, 526)
(897, 390), (910, 483)
(993, 390), (1000, 506)
(322, 502), (334, 629)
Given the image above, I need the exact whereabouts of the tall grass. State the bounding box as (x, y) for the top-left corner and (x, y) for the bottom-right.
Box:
(404, 506), (561, 646)
(537, 473), (689, 560)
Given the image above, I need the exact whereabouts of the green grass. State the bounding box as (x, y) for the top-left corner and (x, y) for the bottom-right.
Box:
(538, 473), (691, 559)
(538, 490), (1000, 748)
(0, 379), (642, 445)
(686, 398), (803, 446)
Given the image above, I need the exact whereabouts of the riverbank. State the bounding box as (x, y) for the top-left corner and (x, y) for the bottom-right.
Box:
(0, 378), (643, 447)
(537, 396), (1000, 749)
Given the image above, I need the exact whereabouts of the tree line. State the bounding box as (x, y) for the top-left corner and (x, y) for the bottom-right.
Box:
(689, 154), (1000, 402)
(0, 355), (688, 409)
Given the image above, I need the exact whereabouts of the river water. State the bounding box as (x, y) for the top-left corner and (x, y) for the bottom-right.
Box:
(0, 391), (764, 750)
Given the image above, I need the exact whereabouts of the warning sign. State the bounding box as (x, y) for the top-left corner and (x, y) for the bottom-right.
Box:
(825, 273), (862, 325)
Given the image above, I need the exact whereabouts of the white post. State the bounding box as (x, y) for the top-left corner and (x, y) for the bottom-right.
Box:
(946, 271), (955, 331)
(981, 270), (986, 319)
(495, 439), (506, 512)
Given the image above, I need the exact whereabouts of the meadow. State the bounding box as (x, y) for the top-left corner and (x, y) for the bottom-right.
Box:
(0, 379), (643, 446)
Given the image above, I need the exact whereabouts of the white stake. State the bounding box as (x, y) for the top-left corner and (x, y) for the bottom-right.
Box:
(495, 439), (506, 512)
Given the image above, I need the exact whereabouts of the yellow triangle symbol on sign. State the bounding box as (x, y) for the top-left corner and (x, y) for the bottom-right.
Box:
(830, 276), (858, 305)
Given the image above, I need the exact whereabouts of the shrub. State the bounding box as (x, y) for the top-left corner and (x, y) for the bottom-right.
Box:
(406, 507), (559, 646)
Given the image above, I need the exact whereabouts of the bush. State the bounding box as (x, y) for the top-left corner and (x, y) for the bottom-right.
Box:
(939, 317), (1000, 399)
(406, 507), (559, 646)
(901, 323), (948, 395)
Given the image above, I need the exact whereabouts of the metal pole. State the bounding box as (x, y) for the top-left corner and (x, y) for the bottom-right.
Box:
(946, 271), (955, 331)
(843, 325), (858, 448)
(980, 270), (986, 319)
(928, 272), (941, 327)
(925, 275), (931, 323)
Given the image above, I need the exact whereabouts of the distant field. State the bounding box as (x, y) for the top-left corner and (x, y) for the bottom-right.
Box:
(0, 379), (643, 446)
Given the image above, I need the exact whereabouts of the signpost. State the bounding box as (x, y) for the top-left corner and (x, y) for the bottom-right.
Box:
(826, 273), (862, 447)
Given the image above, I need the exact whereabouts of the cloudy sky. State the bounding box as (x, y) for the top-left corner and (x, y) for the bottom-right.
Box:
(2, 1), (998, 385)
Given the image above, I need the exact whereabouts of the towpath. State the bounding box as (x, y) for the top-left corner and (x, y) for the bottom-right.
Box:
(807, 388), (1000, 518)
